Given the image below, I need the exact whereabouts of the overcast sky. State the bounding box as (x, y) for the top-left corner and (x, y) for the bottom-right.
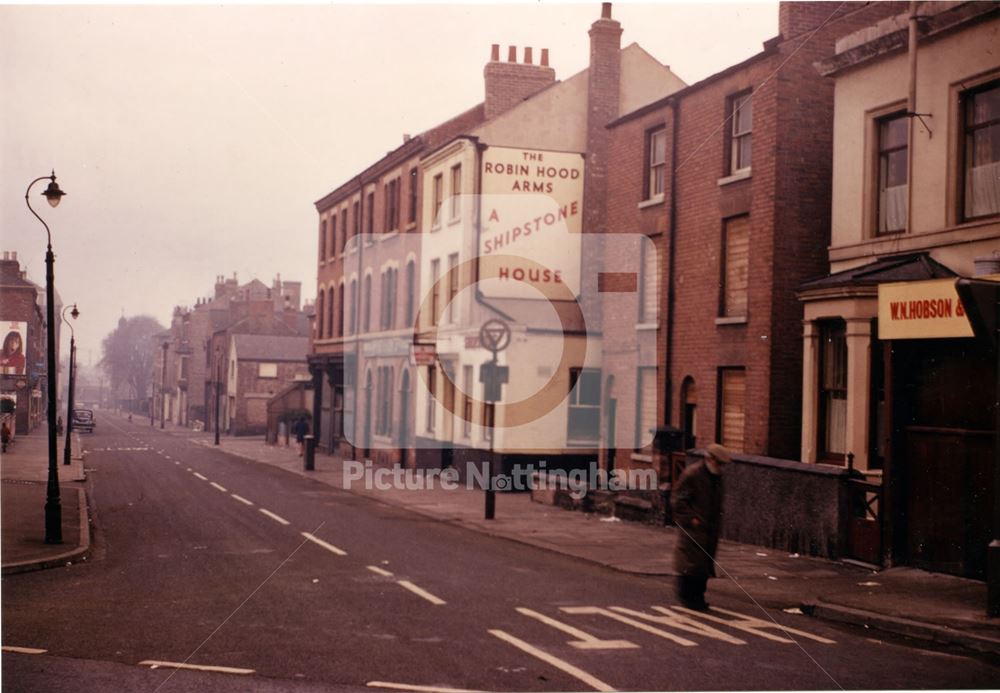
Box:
(0, 2), (778, 362)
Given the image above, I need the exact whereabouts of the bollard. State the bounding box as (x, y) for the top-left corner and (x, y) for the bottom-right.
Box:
(304, 434), (316, 471)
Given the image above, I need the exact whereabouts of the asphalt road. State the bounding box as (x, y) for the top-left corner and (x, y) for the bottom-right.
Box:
(3, 413), (998, 692)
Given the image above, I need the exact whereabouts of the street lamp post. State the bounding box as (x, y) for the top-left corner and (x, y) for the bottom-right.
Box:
(25, 171), (67, 544)
(160, 341), (168, 429)
(214, 347), (222, 446)
(62, 304), (79, 466)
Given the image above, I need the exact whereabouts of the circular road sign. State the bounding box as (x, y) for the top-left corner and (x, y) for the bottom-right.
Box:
(479, 319), (511, 355)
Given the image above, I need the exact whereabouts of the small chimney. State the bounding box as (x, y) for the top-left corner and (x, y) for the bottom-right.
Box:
(507, 45), (517, 62)
(524, 47), (533, 64)
(491, 43), (500, 61)
(403, 133), (411, 143)
(541, 48), (549, 67)
(601, 2), (612, 19)
(484, 43), (556, 120)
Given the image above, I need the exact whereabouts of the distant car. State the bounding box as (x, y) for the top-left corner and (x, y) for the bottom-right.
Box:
(72, 408), (95, 433)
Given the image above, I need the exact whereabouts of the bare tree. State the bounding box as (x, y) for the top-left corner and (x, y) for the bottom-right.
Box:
(99, 315), (164, 412)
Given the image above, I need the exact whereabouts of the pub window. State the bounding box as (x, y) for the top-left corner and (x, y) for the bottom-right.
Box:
(363, 274), (372, 332)
(366, 192), (375, 237)
(430, 258), (441, 327)
(337, 283), (345, 337)
(349, 279), (357, 334)
(729, 91), (752, 174)
(639, 241), (658, 324)
(962, 80), (1000, 220)
(568, 367), (601, 444)
(447, 253), (459, 323)
(635, 366), (657, 449)
(450, 164), (462, 220)
(818, 320), (847, 460)
(340, 209), (348, 252)
(409, 167), (419, 225)
(385, 178), (400, 232)
(646, 127), (667, 198)
(717, 368), (746, 451)
(876, 112), (908, 234)
(721, 216), (749, 318)
(462, 365), (473, 437)
(405, 261), (416, 328)
(319, 219), (327, 260)
(426, 365), (437, 432)
(316, 289), (325, 339)
(432, 173), (443, 227)
(327, 212), (337, 257)
(326, 286), (334, 339)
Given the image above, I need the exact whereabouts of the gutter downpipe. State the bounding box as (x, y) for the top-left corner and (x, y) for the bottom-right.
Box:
(355, 174), (365, 461)
(906, 1), (919, 234)
(664, 99), (680, 429)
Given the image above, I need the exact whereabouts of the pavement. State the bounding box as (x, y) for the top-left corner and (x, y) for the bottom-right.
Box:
(1, 425), (89, 575)
(6, 411), (1000, 659)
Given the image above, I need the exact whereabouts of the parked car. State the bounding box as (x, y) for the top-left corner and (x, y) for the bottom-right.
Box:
(72, 408), (95, 433)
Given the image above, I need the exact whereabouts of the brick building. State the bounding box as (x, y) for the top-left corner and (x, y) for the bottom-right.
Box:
(601, 1), (907, 478)
(0, 251), (54, 434)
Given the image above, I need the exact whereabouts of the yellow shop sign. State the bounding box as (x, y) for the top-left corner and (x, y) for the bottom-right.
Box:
(878, 278), (973, 339)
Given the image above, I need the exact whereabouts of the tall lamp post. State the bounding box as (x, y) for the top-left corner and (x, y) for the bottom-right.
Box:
(62, 304), (79, 466)
(214, 346), (222, 446)
(160, 341), (168, 429)
(25, 171), (67, 544)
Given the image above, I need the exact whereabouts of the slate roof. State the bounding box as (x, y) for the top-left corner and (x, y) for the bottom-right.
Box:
(232, 334), (308, 362)
(799, 253), (957, 292)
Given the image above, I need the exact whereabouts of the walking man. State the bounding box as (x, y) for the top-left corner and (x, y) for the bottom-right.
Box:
(293, 415), (309, 457)
(671, 443), (732, 611)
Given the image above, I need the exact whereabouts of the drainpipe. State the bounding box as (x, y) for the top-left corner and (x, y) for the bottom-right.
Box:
(905, 0), (919, 234)
(664, 99), (680, 428)
(355, 175), (365, 459)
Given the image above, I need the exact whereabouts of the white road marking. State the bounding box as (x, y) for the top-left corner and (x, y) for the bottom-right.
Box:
(397, 580), (446, 605)
(367, 683), (489, 693)
(231, 494), (254, 506)
(2, 646), (47, 655)
(301, 532), (347, 556)
(174, 461), (180, 465)
(489, 629), (615, 692)
(562, 607), (696, 647)
(210, 482), (228, 492)
(611, 606), (746, 645)
(673, 606), (836, 644)
(367, 565), (394, 577)
(192, 472), (208, 481)
(517, 608), (637, 650)
(258, 508), (290, 525)
(138, 660), (255, 675)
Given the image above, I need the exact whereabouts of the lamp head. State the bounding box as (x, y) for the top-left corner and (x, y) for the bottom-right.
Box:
(42, 174), (66, 208)
(70, 304), (79, 320)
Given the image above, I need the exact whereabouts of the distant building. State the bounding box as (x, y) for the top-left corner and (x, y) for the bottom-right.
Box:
(222, 334), (309, 436)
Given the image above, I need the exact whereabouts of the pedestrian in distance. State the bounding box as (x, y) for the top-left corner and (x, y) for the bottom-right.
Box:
(293, 416), (309, 457)
(1, 421), (11, 453)
(671, 442), (733, 611)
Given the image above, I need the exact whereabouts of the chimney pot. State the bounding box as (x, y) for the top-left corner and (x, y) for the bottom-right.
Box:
(541, 48), (550, 67)
(601, 2), (612, 19)
(491, 43), (500, 61)
(524, 47), (533, 64)
(507, 45), (517, 62)
(403, 133), (411, 143)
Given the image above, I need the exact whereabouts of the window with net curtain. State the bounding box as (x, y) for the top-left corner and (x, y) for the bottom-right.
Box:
(877, 113), (908, 234)
(819, 320), (847, 460)
(964, 80), (1000, 220)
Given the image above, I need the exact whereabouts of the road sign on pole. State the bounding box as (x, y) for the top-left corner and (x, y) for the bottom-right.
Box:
(478, 319), (510, 522)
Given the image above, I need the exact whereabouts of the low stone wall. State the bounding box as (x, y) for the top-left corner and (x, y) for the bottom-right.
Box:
(714, 451), (850, 559)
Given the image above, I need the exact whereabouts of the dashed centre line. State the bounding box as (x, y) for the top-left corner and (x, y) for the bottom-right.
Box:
(367, 683), (489, 693)
(231, 494), (254, 506)
(397, 580), (446, 606)
(192, 472), (208, 481)
(258, 508), (290, 526)
(367, 565), (394, 577)
(301, 532), (347, 556)
(2, 646), (47, 655)
(210, 482), (228, 493)
(139, 660), (255, 675)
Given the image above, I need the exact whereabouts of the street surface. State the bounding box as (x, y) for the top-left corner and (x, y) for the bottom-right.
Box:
(3, 413), (998, 692)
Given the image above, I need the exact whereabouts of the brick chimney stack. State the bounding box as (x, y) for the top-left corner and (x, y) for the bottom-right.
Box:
(584, 1), (622, 234)
(484, 42), (556, 120)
